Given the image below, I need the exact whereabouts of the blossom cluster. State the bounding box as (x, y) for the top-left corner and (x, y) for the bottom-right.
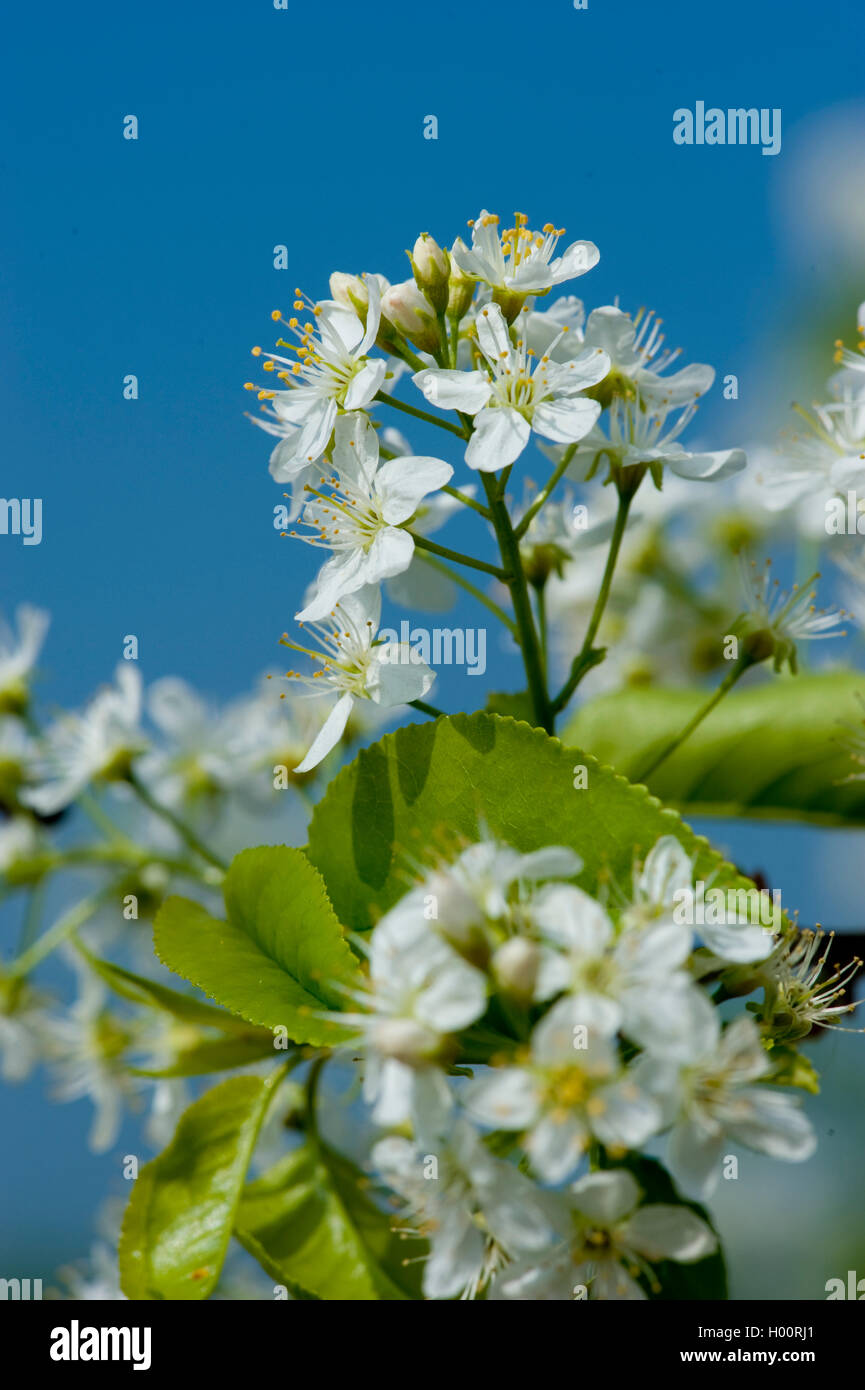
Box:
(245, 209), (762, 760)
(0, 603), (336, 1151)
(335, 832), (854, 1299)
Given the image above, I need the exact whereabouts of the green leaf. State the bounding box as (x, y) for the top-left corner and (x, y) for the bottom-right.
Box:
(235, 1142), (422, 1301)
(79, 950), (272, 1037)
(565, 672), (865, 824)
(485, 690), (535, 722)
(131, 1033), (282, 1079)
(119, 1071), (280, 1300)
(306, 712), (762, 931)
(601, 1152), (728, 1300)
(154, 846), (360, 1046)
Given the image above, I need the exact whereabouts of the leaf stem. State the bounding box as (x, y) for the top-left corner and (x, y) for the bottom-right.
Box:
(551, 485), (635, 715)
(415, 549), (517, 635)
(440, 484), (491, 519)
(409, 699), (445, 719)
(482, 475), (552, 732)
(409, 530), (509, 580)
(634, 655), (755, 782)
(125, 770), (228, 872)
(9, 888), (113, 978)
(514, 445), (578, 539)
(375, 392), (468, 439)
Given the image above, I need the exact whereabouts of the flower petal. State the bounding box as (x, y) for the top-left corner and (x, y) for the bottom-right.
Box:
(376, 456), (454, 524)
(413, 368), (491, 414)
(465, 407), (530, 471)
(294, 692), (354, 773)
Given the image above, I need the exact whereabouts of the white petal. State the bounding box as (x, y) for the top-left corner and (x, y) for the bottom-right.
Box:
(667, 447), (746, 481)
(465, 407), (531, 471)
(515, 846), (583, 881)
(700, 920), (775, 963)
(296, 397), (337, 464)
(333, 411), (379, 490)
(464, 1068), (539, 1129)
(343, 359), (386, 410)
(475, 303), (512, 362)
(590, 1081), (662, 1150)
(295, 550), (369, 622)
(358, 274), (382, 355)
(667, 1116), (725, 1198)
(622, 1205), (717, 1263)
(294, 693), (354, 772)
(571, 1169), (640, 1225)
(527, 1113), (588, 1183)
(364, 526), (415, 584)
(368, 643), (434, 706)
(415, 956), (487, 1031)
(531, 883), (613, 954)
(727, 1088), (817, 1162)
(413, 367), (491, 414)
(376, 456), (454, 524)
(551, 240), (600, 282)
(532, 397), (601, 445)
(643, 363), (715, 407)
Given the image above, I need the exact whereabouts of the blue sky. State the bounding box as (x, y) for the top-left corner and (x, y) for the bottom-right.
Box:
(3, 0), (863, 709)
(3, 0), (865, 1292)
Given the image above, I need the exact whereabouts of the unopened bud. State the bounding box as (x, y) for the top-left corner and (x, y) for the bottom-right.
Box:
(381, 279), (441, 354)
(409, 234), (450, 313)
(329, 272), (369, 316)
(492, 937), (541, 1001)
(447, 241), (475, 320)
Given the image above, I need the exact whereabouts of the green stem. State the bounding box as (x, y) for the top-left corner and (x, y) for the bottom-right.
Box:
(536, 583), (548, 679)
(77, 789), (128, 842)
(385, 337), (429, 374)
(447, 316), (460, 368)
(375, 392), (468, 439)
(9, 889), (112, 978)
(415, 550), (517, 635)
(409, 531), (509, 580)
(17, 882), (44, 957)
(551, 486), (634, 715)
(634, 656), (754, 782)
(440, 484), (491, 519)
(482, 475), (552, 732)
(409, 699), (445, 719)
(125, 771), (228, 872)
(514, 445), (578, 540)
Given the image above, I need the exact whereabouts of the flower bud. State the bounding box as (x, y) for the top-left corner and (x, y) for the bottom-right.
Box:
(447, 241), (475, 320)
(381, 279), (441, 354)
(329, 272), (369, 316)
(492, 937), (541, 1002)
(408, 234), (450, 313)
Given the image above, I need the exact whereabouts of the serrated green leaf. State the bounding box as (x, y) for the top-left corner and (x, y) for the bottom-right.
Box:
(154, 846), (360, 1046)
(485, 690), (535, 722)
(566, 672), (865, 824)
(119, 1072), (280, 1300)
(80, 949), (271, 1037)
(132, 1033), (282, 1079)
(306, 712), (763, 931)
(235, 1142), (419, 1301)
